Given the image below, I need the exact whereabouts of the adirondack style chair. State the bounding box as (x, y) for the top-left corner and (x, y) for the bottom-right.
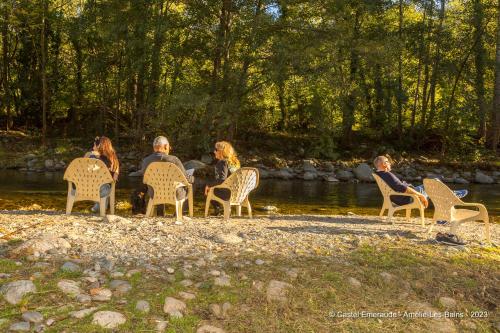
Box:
(205, 167), (259, 220)
(423, 178), (490, 243)
(64, 157), (116, 217)
(143, 162), (193, 221)
(372, 173), (425, 226)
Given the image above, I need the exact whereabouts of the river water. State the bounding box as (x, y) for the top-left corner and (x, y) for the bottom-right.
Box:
(0, 171), (498, 218)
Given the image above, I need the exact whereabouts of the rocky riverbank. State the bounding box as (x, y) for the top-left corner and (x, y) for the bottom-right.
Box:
(6, 150), (500, 185)
(0, 211), (499, 332)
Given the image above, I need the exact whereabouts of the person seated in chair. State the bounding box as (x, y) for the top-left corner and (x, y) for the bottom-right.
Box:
(140, 136), (194, 219)
(374, 156), (467, 209)
(374, 156), (429, 208)
(204, 141), (240, 215)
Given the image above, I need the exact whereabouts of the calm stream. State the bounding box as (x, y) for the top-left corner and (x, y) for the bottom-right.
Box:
(0, 171), (498, 218)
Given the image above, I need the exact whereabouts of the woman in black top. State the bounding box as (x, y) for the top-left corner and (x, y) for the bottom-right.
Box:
(204, 141), (240, 214)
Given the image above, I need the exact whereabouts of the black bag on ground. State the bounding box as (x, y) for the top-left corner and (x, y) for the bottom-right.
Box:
(130, 185), (148, 215)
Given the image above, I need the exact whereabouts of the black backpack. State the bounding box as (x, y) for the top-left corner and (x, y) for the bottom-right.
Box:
(130, 185), (148, 215)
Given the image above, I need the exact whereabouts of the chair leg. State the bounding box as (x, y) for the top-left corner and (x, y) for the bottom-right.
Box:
(246, 199), (252, 218)
(188, 186), (194, 217)
(223, 202), (230, 221)
(145, 200), (154, 217)
(419, 207), (425, 227)
(405, 209), (411, 222)
(450, 220), (461, 235)
(388, 208), (395, 225)
(109, 184), (115, 215)
(175, 200), (184, 221)
(236, 205), (242, 217)
(66, 192), (75, 215)
(99, 198), (107, 217)
(427, 220), (435, 237)
(379, 203), (387, 217)
(205, 192), (212, 217)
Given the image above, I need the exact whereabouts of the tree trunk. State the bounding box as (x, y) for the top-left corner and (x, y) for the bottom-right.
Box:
(374, 63), (384, 127)
(277, 79), (287, 130)
(489, 0), (500, 152)
(148, 0), (166, 120)
(359, 66), (374, 127)
(40, 0), (49, 145)
(397, 0), (403, 136)
(473, 0), (487, 140)
(420, 0), (434, 129)
(1, 4), (11, 130)
(342, 9), (360, 147)
(410, 6), (427, 136)
(426, 0), (445, 129)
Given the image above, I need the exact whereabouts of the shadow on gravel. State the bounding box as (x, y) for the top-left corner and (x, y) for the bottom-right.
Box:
(269, 214), (408, 225)
(0, 210), (96, 217)
(266, 225), (420, 238)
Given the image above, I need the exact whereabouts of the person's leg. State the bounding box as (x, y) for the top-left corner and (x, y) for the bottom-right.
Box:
(92, 183), (111, 212)
(175, 187), (190, 215)
(212, 188), (230, 215)
(411, 185), (427, 197)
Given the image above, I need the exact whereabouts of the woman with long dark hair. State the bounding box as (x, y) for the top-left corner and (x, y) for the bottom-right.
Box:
(89, 136), (120, 212)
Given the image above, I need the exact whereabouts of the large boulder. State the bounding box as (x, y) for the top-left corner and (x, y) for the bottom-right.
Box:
(200, 154), (213, 165)
(275, 169), (294, 180)
(57, 280), (82, 297)
(257, 168), (271, 179)
(302, 160), (317, 172)
(183, 160), (207, 170)
(92, 311), (126, 329)
(336, 170), (354, 181)
(266, 280), (292, 303)
(163, 297), (186, 317)
(353, 163), (374, 182)
(1, 280), (37, 305)
(475, 171), (494, 184)
(303, 171), (317, 181)
(11, 234), (71, 257)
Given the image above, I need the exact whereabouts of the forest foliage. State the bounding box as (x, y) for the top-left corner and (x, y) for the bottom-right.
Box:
(0, 0), (499, 159)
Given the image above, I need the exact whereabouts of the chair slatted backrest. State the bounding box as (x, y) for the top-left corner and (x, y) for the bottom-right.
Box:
(63, 158), (113, 201)
(373, 173), (396, 197)
(143, 162), (189, 205)
(224, 167), (259, 204)
(423, 178), (463, 221)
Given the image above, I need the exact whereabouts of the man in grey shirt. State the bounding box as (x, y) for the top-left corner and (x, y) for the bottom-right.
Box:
(141, 136), (194, 216)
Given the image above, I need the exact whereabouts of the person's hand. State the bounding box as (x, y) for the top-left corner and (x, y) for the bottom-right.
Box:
(204, 185), (210, 196)
(419, 194), (428, 208)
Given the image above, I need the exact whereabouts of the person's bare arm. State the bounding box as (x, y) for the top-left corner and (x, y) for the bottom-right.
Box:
(405, 187), (428, 208)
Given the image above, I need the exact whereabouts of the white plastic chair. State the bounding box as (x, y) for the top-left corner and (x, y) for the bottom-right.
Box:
(373, 173), (425, 226)
(63, 158), (116, 217)
(423, 178), (490, 243)
(143, 162), (193, 220)
(205, 167), (259, 220)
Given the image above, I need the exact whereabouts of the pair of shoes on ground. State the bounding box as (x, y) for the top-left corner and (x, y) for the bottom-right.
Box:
(436, 232), (466, 246)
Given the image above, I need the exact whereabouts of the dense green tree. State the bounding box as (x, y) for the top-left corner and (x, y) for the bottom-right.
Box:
(0, 0), (498, 157)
